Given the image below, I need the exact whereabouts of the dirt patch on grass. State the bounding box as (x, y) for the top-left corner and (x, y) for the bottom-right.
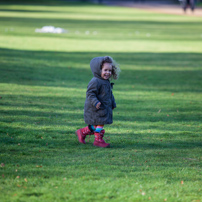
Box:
(134, 4), (202, 17)
(104, 1), (202, 17)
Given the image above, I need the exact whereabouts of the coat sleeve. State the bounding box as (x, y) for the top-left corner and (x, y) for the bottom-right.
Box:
(86, 79), (100, 107)
(112, 92), (116, 109)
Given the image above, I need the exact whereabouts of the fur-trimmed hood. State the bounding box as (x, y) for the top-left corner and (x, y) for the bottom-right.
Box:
(90, 56), (104, 79)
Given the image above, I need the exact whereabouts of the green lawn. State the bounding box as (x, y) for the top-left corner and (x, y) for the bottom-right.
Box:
(0, 1), (202, 202)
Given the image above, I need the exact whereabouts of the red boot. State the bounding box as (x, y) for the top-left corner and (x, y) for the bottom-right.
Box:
(75, 126), (93, 144)
(93, 130), (110, 148)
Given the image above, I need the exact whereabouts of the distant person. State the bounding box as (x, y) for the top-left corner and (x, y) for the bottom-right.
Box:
(182, 0), (196, 12)
(76, 56), (120, 148)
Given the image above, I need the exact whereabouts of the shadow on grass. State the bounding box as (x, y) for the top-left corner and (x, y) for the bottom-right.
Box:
(1, 48), (202, 91)
(0, 9), (58, 13)
(0, 0), (92, 6)
(112, 141), (202, 150)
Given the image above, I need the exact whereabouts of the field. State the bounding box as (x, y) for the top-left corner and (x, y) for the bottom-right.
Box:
(0, 1), (202, 201)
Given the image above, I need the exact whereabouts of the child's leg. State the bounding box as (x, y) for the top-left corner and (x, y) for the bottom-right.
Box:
(75, 125), (94, 144)
(88, 125), (97, 132)
(93, 125), (110, 148)
(94, 125), (104, 133)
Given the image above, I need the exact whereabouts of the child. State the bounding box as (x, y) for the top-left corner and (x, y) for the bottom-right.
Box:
(76, 56), (120, 148)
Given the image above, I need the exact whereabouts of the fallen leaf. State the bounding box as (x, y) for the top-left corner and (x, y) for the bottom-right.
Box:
(167, 114), (169, 117)
(181, 181), (184, 185)
(16, 176), (20, 179)
(18, 143), (20, 146)
(148, 197), (151, 200)
(2, 174), (5, 178)
(171, 93), (174, 96)
(164, 199), (167, 201)
(157, 109), (161, 113)
(24, 178), (28, 182)
(142, 192), (145, 195)
(1, 163), (5, 167)
(36, 165), (42, 168)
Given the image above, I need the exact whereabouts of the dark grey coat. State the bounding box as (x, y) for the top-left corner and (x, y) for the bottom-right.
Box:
(84, 57), (116, 125)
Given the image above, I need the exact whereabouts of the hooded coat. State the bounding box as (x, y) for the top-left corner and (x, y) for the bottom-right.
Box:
(84, 57), (116, 125)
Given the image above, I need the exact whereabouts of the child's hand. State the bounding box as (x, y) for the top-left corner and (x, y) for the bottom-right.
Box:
(96, 102), (101, 109)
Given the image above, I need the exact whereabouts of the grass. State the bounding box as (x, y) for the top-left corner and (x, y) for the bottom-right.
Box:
(0, 1), (202, 202)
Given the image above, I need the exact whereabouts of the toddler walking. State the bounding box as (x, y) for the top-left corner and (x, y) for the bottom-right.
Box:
(76, 56), (120, 148)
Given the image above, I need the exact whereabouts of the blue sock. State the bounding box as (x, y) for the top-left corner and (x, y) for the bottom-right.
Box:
(94, 126), (103, 133)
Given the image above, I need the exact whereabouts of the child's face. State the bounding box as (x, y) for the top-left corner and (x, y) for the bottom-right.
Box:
(101, 63), (112, 80)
